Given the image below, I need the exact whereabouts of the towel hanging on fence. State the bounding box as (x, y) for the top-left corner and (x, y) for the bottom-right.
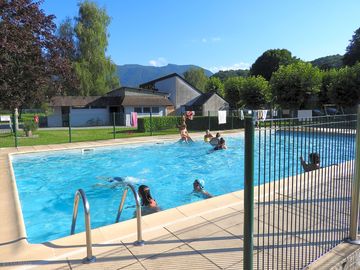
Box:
(131, 112), (138, 127)
(218, 110), (227, 124)
(240, 110), (244, 120)
(261, 110), (268, 121)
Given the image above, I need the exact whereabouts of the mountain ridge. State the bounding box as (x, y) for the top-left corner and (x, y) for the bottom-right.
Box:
(117, 64), (213, 87)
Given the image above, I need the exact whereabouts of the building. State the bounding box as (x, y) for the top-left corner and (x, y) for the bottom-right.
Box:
(47, 87), (173, 127)
(140, 73), (229, 115)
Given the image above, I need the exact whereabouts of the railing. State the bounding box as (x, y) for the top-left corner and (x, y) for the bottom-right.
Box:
(115, 182), (145, 246)
(70, 189), (96, 264)
(243, 113), (357, 270)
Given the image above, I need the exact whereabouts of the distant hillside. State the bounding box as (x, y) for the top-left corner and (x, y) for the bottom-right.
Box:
(117, 64), (213, 87)
(310, 54), (343, 70)
(211, 69), (249, 81)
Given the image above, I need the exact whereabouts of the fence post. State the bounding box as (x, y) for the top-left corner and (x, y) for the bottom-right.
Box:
(68, 112), (72, 143)
(113, 112), (116, 139)
(348, 105), (360, 242)
(208, 111), (211, 131)
(150, 112), (153, 136)
(243, 114), (255, 270)
(231, 110), (234, 129)
(12, 113), (18, 148)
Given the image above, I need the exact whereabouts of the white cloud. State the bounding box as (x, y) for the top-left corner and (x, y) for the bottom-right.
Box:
(211, 37), (221, 42)
(149, 57), (168, 67)
(207, 62), (251, 73)
(201, 38), (207, 43)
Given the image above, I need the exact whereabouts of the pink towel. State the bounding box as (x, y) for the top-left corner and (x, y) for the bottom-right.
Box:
(131, 112), (138, 127)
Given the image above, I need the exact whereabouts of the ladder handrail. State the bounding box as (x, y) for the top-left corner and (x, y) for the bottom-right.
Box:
(70, 189), (96, 263)
(115, 182), (145, 246)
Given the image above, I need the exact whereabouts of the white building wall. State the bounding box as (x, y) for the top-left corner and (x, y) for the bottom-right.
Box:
(70, 108), (109, 126)
(154, 77), (201, 115)
(154, 77), (177, 107)
(124, 106), (165, 127)
(47, 107), (62, 127)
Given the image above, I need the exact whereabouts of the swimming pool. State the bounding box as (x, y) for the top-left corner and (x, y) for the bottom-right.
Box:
(11, 132), (355, 243)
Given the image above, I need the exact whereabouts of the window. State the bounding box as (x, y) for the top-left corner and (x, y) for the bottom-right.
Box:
(134, 107), (142, 113)
(143, 107), (151, 113)
(152, 107), (159, 113)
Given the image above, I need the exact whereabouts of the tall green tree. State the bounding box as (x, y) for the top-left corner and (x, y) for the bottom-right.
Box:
(238, 76), (271, 109)
(224, 77), (244, 108)
(328, 63), (360, 107)
(270, 62), (322, 109)
(250, 49), (297, 80)
(205, 77), (224, 96)
(183, 68), (208, 92)
(74, 1), (119, 96)
(343, 27), (360, 66)
(0, 0), (75, 112)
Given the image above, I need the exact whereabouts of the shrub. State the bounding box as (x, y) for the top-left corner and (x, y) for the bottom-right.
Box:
(22, 120), (38, 136)
(137, 116), (181, 132)
(138, 115), (244, 133)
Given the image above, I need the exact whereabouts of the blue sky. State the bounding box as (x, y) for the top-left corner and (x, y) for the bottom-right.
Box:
(41, 0), (360, 72)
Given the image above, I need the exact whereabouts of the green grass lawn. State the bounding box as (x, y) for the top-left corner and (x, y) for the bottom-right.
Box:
(0, 127), (179, 148)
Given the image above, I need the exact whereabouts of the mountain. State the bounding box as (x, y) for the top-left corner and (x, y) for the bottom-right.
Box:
(310, 54), (343, 70)
(117, 64), (213, 87)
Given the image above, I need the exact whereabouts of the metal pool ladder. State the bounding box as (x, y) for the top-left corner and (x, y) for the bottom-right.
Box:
(70, 189), (96, 264)
(116, 182), (145, 246)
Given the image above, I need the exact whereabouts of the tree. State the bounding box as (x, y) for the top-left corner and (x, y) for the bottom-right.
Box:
(310, 54), (343, 70)
(319, 68), (337, 105)
(74, 0), (119, 96)
(238, 76), (271, 109)
(211, 69), (249, 81)
(270, 62), (322, 109)
(58, 17), (77, 61)
(250, 49), (297, 80)
(343, 27), (360, 66)
(0, 0), (75, 112)
(328, 63), (360, 107)
(183, 68), (208, 92)
(204, 77), (224, 96)
(224, 77), (244, 108)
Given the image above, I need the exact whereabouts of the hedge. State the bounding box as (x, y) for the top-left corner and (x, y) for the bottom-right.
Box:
(137, 116), (181, 132)
(137, 115), (243, 132)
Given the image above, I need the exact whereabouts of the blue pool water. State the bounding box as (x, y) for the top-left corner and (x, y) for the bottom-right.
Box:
(12, 132), (355, 243)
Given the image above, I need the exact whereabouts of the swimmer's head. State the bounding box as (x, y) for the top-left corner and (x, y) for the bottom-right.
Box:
(193, 179), (204, 191)
(216, 132), (221, 138)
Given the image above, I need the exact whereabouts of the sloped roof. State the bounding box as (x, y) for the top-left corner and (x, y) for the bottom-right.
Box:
(191, 91), (229, 106)
(139, 73), (203, 95)
(49, 95), (172, 107)
(122, 96), (173, 106)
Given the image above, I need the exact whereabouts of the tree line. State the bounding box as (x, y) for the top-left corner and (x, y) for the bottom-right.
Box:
(1, 0), (360, 115)
(183, 28), (360, 110)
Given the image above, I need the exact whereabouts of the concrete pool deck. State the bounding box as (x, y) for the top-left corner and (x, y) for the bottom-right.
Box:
(0, 130), (359, 269)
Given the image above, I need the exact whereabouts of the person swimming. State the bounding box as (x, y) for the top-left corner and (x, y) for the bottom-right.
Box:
(204, 130), (213, 142)
(209, 132), (221, 146)
(214, 137), (227, 150)
(179, 123), (192, 143)
(300, 152), (320, 172)
(93, 176), (126, 188)
(138, 185), (160, 215)
(192, 179), (213, 199)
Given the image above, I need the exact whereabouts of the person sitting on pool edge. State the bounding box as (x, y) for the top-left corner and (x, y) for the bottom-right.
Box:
(193, 179), (213, 199)
(204, 130), (213, 142)
(300, 152), (320, 172)
(214, 137), (227, 150)
(138, 185), (160, 215)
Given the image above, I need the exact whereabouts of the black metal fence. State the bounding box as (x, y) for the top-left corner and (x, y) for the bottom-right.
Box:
(243, 114), (357, 269)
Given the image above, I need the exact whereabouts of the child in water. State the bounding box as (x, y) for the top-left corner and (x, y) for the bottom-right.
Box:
(192, 179), (213, 199)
